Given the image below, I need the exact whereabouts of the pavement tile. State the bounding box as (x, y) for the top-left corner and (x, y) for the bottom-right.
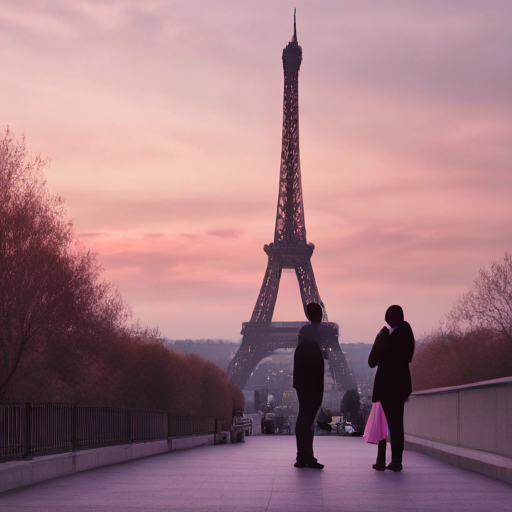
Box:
(1, 436), (512, 511)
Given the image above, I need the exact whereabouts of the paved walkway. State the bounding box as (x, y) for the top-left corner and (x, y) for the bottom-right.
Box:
(0, 436), (511, 511)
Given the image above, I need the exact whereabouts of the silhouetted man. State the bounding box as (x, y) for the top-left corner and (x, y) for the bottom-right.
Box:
(293, 302), (326, 469)
(369, 305), (415, 472)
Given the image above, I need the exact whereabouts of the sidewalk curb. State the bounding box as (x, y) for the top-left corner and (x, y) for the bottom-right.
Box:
(0, 434), (215, 494)
(405, 434), (512, 485)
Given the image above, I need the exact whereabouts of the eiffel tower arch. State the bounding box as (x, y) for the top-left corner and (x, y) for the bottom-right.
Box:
(227, 16), (356, 392)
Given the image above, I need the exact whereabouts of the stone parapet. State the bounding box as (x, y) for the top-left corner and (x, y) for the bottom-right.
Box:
(0, 435), (215, 494)
(405, 376), (512, 484)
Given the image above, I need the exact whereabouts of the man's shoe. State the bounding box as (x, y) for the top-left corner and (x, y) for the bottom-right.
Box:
(305, 461), (324, 469)
(294, 461), (306, 468)
(386, 463), (403, 472)
(372, 463), (386, 471)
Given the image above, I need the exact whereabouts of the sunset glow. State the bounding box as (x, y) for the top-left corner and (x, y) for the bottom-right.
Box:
(2, 1), (512, 343)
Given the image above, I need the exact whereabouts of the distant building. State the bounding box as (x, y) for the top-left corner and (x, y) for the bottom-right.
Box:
(339, 343), (376, 399)
(163, 338), (240, 371)
(164, 338), (376, 415)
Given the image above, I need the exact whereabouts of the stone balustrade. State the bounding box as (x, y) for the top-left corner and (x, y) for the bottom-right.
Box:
(404, 376), (512, 484)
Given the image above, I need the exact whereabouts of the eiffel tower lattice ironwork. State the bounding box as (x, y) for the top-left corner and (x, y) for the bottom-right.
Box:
(227, 16), (356, 392)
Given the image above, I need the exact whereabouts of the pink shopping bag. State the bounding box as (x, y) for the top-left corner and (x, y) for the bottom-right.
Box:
(363, 401), (388, 444)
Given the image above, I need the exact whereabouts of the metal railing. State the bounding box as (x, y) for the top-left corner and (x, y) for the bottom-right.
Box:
(168, 414), (216, 437)
(0, 402), (216, 462)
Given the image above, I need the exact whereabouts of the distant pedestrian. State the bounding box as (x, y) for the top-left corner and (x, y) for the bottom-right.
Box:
(293, 302), (326, 469)
(368, 305), (415, 472)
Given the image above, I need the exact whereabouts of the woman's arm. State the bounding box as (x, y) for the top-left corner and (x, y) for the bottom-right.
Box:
(368, 327), (389, 368)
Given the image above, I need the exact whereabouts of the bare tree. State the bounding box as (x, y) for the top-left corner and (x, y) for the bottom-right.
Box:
(446, 253), (512, 340)
(0, 128), (245, 421)
(410, 254), (512, 390)
(0, 128), (128, 397)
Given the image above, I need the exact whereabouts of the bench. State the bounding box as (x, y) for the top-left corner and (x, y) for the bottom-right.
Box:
(231, 417), (253, 442)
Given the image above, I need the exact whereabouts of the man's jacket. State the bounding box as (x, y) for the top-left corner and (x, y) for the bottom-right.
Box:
(293, 336), (324, 398)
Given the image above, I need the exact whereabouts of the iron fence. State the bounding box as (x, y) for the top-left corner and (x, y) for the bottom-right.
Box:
(0, 402), (216, 462)
(168, 414), (216, 437)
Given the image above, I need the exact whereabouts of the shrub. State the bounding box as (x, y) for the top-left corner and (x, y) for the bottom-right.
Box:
(0, 128), (244, 422)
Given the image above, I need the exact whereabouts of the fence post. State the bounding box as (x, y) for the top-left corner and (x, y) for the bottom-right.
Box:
(23, 402), (31, 460)
(127, 410), (132, 444)
(71, 405), (78, 452)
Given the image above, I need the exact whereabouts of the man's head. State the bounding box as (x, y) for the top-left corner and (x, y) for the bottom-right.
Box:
(385, 305), (404, 328)
(306, 302), (323, 323)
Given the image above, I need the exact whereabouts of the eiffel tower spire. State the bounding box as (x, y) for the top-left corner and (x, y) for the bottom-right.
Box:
(275, 11), (304, 243)
(226, 17), (356, 392)
(292, 8), (297, 42)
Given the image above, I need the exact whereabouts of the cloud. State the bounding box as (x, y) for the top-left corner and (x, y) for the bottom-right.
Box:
(64, 193), (273, 232)
(4, 1), (512, 342)
(207, 229), (244, 239)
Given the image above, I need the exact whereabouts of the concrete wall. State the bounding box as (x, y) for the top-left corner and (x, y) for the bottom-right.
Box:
(404, 376), (512, 484)
(0, 435), (215, 495)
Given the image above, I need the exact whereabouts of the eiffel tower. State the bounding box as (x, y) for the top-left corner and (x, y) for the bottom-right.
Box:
(227, 15), (356, 392)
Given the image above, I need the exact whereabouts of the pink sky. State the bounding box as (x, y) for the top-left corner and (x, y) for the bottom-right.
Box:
(2, 1), (512, 343)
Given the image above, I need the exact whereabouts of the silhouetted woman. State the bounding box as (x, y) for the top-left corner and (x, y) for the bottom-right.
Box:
(368, 305), (415, 472)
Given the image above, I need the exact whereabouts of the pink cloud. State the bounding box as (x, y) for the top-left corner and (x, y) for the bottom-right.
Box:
(3, 2), (512, 342)
(206, 229), (244, 239)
